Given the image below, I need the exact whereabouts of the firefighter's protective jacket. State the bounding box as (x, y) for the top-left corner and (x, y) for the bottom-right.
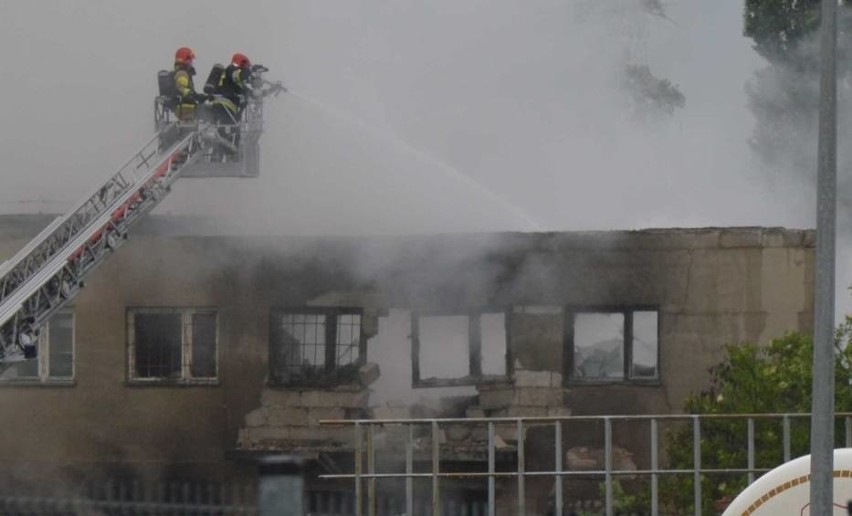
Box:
(216, 64), (253, 115)
(173, 64), (198, 121)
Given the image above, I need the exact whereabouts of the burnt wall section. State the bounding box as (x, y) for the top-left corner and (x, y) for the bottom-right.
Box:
(0, 216), (815, 486)
(237, 363), (378, 452)
(474, 370), (571, 419)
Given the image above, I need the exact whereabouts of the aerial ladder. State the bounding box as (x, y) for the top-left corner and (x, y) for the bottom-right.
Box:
(0, 67), (284, 363)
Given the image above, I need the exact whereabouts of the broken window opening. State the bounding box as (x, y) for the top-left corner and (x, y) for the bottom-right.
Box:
(0, 311), (74, 384)
(566, 307), (659, 383)
(412, 310), (508, 388)
(269, 308), (364, 387)
(127, 307), (218, 384)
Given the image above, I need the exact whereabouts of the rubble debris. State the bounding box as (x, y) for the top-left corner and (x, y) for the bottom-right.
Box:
(358, 362), (380, 387)
(565, 446), (637, 472)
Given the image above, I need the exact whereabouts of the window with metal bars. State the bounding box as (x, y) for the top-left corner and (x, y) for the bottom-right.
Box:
(269, 308), (364, 386)
(127, 308), (217, 384)
(0, 311), (74, 384)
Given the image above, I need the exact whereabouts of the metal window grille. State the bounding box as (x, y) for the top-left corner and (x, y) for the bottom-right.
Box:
(127, 308), (218, 384)
(270, 308), (363, 386)
(281, 313), (328, 371)
(191, 311), (218, 378)
(134, 312), (182, 378)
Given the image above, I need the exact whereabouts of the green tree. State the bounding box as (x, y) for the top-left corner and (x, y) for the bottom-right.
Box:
(647, 317), (852, 514)
(744, 0), (822, 64)
(623, 64), (686, 116)
(742, 1), (852, 210)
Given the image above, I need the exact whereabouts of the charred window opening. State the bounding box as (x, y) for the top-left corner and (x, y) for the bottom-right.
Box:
(412, 310), (508, 388)
(566, 307), (659, 382)
(0, 311), (74, 384)
(269, 308), (364, 387)
(134, 313), (181, 378)
(190, 312), (217, 378)
(127, 308), (218, 384)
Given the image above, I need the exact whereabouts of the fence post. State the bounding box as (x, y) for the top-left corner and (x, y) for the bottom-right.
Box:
(604, 417), (613, 516)
(368, 424), (376, 516)
(258, 455), (305, 516)
(783, 415), (791, 463)
(651, 418), (659, 516)
(406, 424), (414, 516)
(693, 416), (702, 516)
(488, 421), (495, 516)
(554, 420), (563, 516)
(747, 418), (755, 485)
(517, 418), (525, 516)
(433, 420), (441, 516)
(355, 422), (363, 516)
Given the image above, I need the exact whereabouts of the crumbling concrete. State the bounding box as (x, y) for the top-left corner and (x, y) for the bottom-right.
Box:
(473, 368), (570, 420)
(565, 446), (637, 473)
(237, 363), (379, 451)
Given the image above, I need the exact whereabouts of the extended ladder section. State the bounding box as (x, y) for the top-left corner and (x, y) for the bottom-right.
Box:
(0, 127), (201, 362)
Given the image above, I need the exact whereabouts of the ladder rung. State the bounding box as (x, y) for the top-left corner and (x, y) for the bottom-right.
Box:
(0, 128), (196, 334)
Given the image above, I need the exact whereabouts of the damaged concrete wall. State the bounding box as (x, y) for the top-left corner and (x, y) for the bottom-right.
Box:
(0, 216), (814, 487)
(475, 370), (571, 418)
(237, 364), (377, 452)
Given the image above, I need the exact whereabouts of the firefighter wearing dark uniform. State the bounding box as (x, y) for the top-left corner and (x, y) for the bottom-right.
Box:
(211, 53), (254, 151)
(215, 53), (254, 120)
(173, 47), (205, 121)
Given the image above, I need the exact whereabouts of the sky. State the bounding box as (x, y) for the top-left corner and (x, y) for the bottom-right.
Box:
(0, 1), (848, 312)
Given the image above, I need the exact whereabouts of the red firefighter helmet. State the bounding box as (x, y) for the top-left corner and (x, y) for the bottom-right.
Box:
(231, 53), (251, 68)
(174, 47), (196, 65)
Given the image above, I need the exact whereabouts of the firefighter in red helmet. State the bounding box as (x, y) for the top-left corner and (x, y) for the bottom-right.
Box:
(213, 52), (255, 119)
(232, 53), (251, 69)
(210, 52), (256, 152)
(172, 47), (206, 121)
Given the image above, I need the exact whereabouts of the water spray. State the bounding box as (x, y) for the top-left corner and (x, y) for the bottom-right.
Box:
(281, 87), (542, 231)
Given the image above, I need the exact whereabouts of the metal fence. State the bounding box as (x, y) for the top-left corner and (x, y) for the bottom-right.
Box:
(0, 481), (365, 516)
(319, 412), (852, 516)
(0, 481), (258, 516)
(4, 413), (852, 515)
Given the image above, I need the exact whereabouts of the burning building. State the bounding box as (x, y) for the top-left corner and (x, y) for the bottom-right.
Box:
(0, 214), (814, 511)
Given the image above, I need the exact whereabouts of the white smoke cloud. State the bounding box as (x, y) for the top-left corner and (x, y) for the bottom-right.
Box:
(0, 1), (847, 314)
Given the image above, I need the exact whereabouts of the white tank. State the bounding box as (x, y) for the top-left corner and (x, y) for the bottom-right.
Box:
(723, 448), (852, 515)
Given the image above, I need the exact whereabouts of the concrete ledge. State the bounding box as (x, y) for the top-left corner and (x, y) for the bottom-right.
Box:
(260, 389), (301, 407)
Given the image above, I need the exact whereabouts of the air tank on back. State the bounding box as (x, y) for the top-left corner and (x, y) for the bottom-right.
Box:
(203, 63), (225, 95)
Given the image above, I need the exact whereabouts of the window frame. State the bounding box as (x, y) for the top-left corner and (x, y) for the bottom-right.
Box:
(126, 306), (219, 386)
(268, 307), (366, 387)
(0, 310), (75, 386)
(564, 305), (660, 385)
(411, 309), (511, 388)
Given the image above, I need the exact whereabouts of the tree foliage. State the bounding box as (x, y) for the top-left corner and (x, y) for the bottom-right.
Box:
(744, 0), (822, 64)
(623, 64), (686, 116)
(614, 317), (852, 514)
(742, 0), (852, 201)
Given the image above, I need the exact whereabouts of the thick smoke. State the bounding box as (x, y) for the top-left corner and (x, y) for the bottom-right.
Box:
(0, 2), (847, 309)
(0, 1), (803, 232)
(745, 6), (852, 216)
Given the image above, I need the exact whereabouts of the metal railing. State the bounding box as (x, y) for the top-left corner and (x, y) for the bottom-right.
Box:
(319, 412), (852, 516)
(0, 479), (258, 515)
